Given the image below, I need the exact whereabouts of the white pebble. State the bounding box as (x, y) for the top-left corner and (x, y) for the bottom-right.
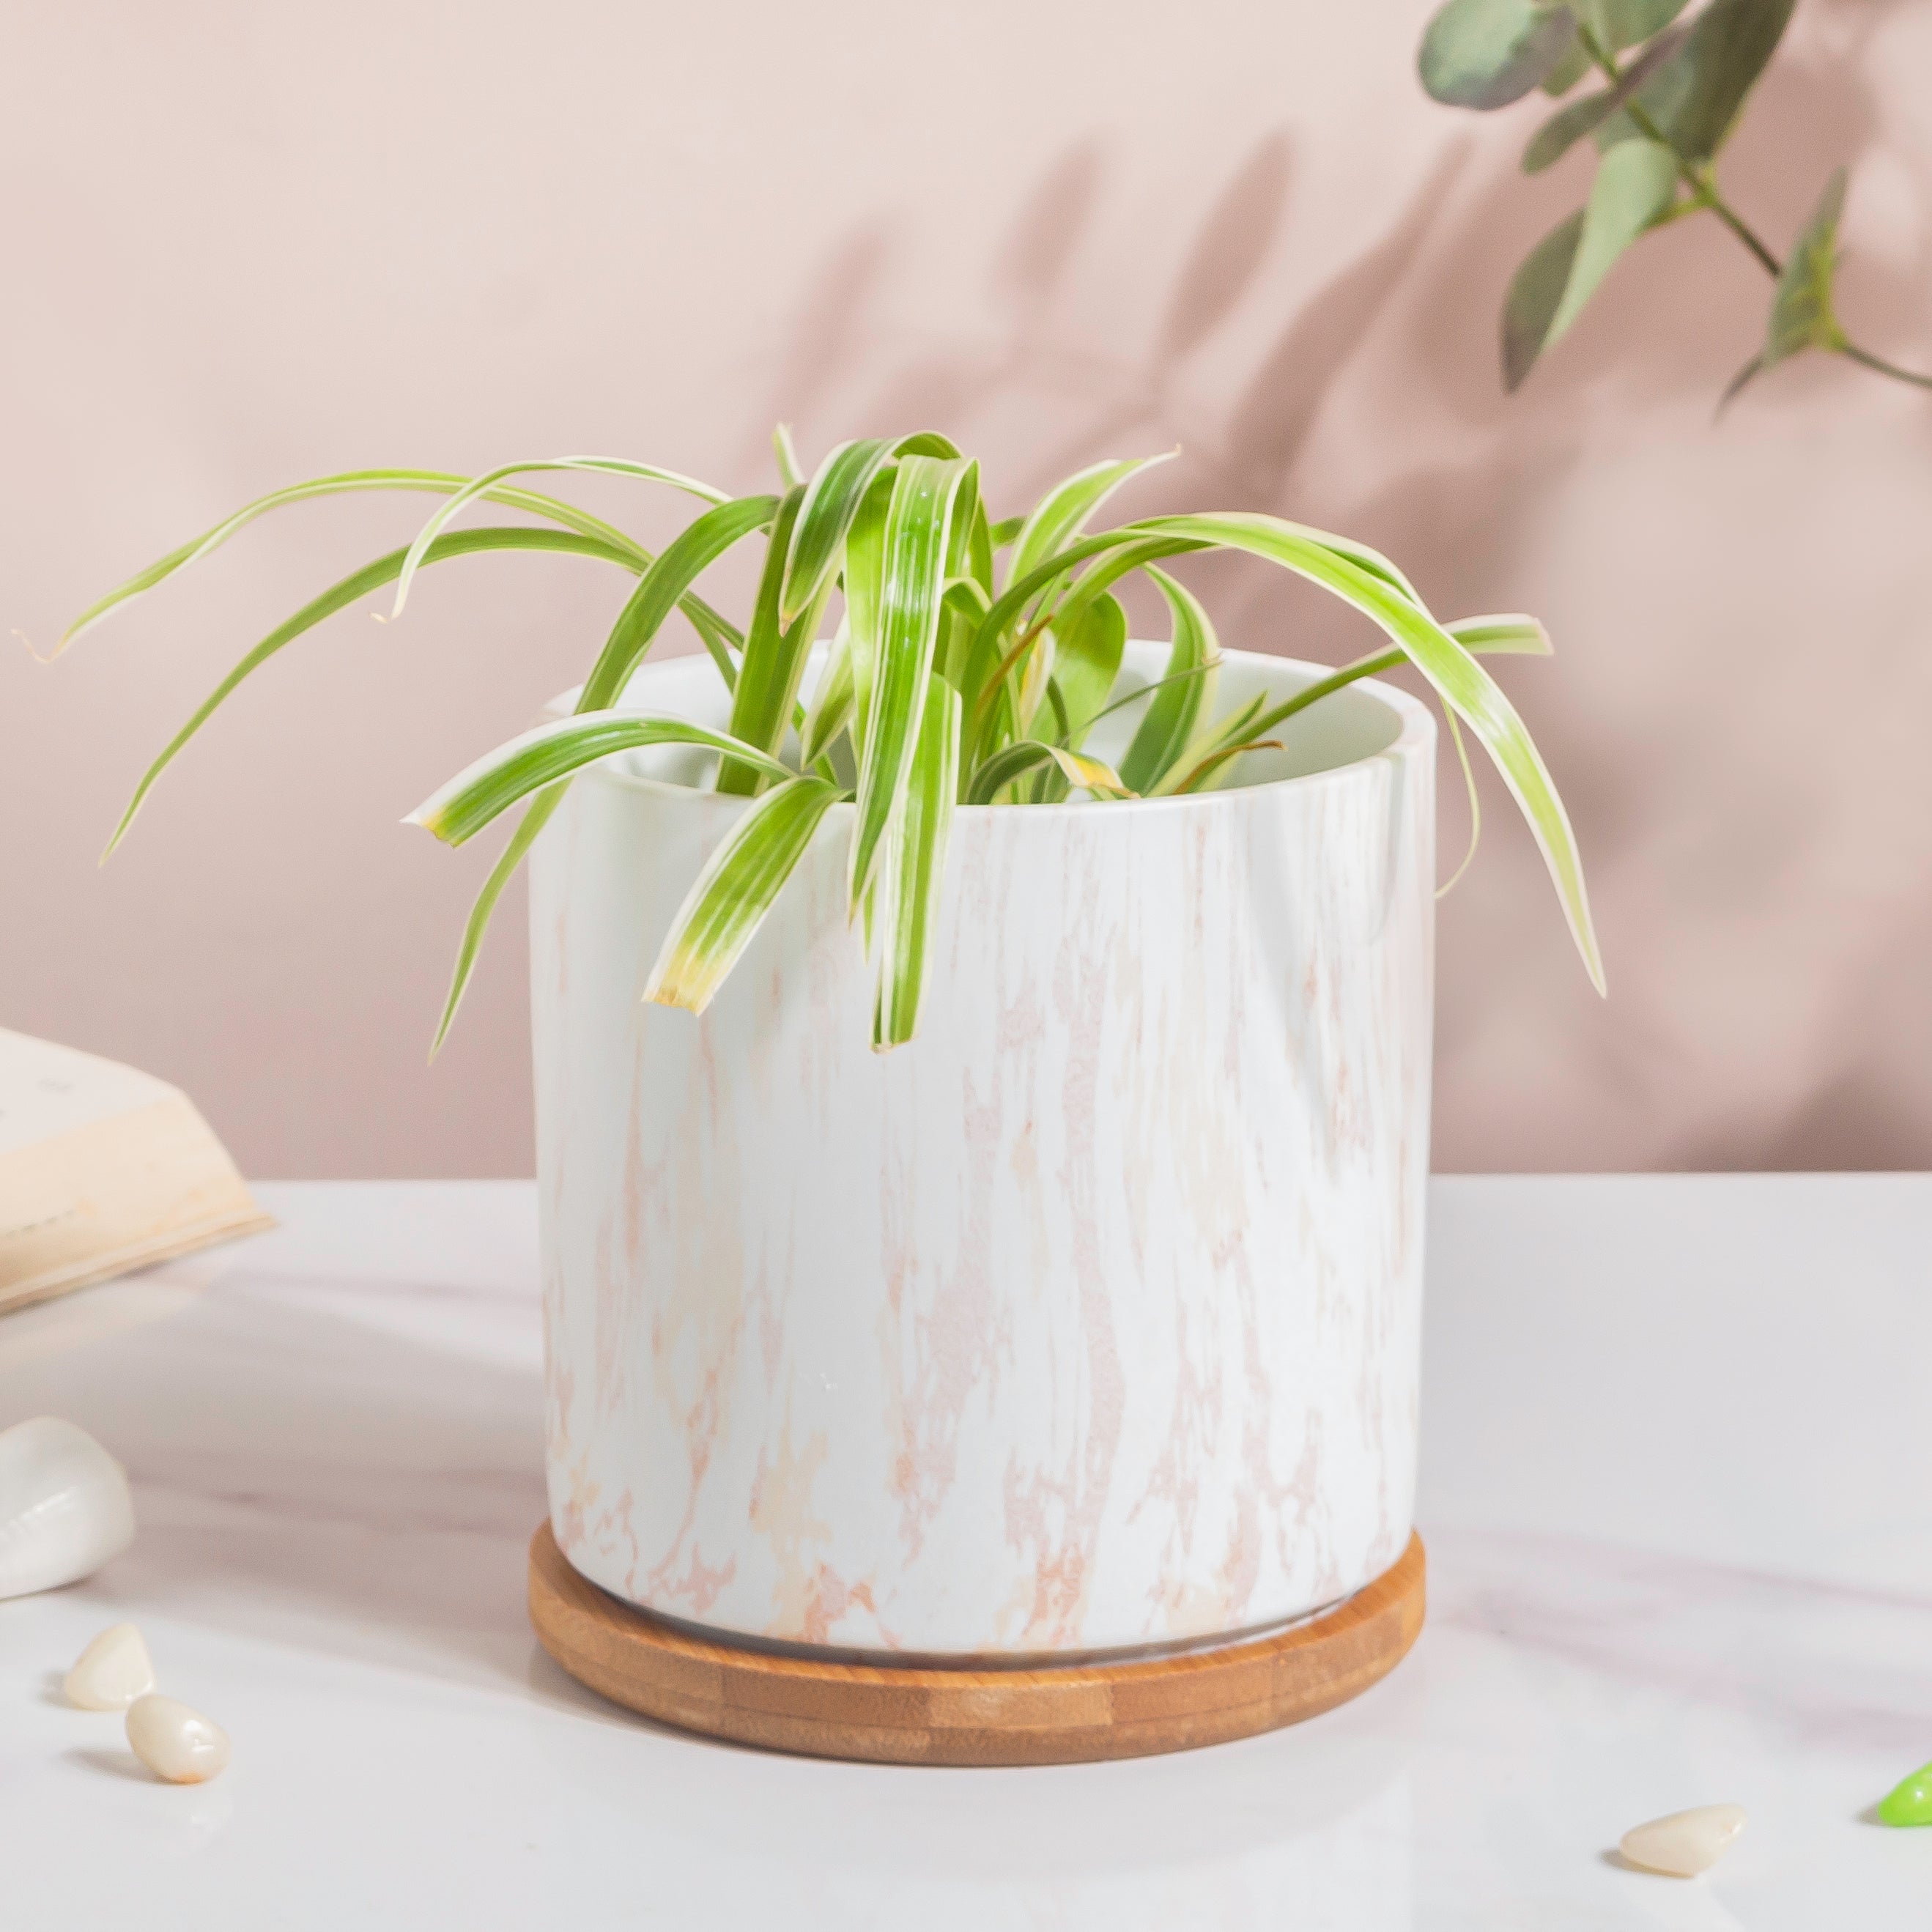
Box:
(0, 1417), (136, 1599)
(64, 1622), (156, 1710)
(1620, 1804), (1747, 1877)
(125, 1693), (230, 1784)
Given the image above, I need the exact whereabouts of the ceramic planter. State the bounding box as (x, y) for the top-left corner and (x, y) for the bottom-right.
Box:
(529, 642), (1435, 1662)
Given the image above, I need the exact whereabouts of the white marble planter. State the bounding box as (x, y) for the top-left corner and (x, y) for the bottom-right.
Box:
(529, 642), (1435, 1662)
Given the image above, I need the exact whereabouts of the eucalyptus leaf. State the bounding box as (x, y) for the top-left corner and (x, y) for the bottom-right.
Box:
(1539, 32), (1592, 96)
(1763, 168), (1848, 366)
(1571, 0), (1690, 52)
(1596, 0), (1795, 162)
(1546, 138), (1679, 345)
(1522, 25), (1689, 171)
(1419, 0), (1579, 108)
(1502, 209), (1585, 390)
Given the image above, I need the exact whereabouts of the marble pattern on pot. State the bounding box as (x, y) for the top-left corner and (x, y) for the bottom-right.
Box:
(529, 643), (1435, 1659)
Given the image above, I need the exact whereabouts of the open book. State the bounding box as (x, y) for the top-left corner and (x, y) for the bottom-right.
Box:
(0, 1030), (273, 1315)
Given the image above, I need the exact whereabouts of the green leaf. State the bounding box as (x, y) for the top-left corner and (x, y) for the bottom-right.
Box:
(1435, 702), (1484, 897)
(966, 739), (1134, 806)
(103, 526), (639, 859)
(1149, 692), (1268, 797)
(800, 618), (856, 771)
(1138, 619), (1543, 805)
(408, 713), (794, 846)
(1418, 0), (1579, 108)
(719, 486), (829, 794)
(431, 785), (566, 1056)
(780, 437), (896, 624)
(1119, 566), (1220, 793)
(1446, 612), (1555, 654)
(848, 455), (971, 910)
(388, 456), (728, 621)
(1522, 25), (1689, 171)
(1597, 0), (1795, 163)
(1572, 0), (1690, 51)
(643, 777), (845, 1015)
(1048, 591), (1127, 745)
(1502, 210), (1585, 391)
(1007, 452), (1174, 596)
(1169, 737), (1284, 794)
(1539, 32), (1592, 96)
(1763, 167), (1848, 366)
(935, 575), (993, 692)
(772, 423), (804, 489)
(1125, 512), (1604, 992)
(1544, 138), (1678, 346)
(1716, 352), (1763, 414)
(59, 469), (656, 651)
(417, 495), (779, 1045)
(841, 470), (895, 769)
(871, 678), (961, 1048)
(577, 495), (780, 713)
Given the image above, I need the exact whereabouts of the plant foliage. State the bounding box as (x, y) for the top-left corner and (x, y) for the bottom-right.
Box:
(71, 443), (1605, 1051)
(1418, 0), (1931, 400)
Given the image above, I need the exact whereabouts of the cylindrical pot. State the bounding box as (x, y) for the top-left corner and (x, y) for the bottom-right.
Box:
(529, 641), (1435, 1662)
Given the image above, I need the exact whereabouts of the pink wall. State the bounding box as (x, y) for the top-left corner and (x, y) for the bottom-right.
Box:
(4, 1), (1930, 1176)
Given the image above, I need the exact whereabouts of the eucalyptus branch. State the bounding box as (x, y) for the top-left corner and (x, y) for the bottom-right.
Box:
(1417, 0), (1931, 401)
(1575, 23), (1785, 278)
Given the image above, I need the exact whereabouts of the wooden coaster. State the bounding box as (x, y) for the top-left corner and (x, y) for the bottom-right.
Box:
(529, 1525), (1424, 1765)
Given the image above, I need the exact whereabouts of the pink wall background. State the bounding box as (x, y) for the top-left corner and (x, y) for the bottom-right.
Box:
(4, 0), (1931, 1177)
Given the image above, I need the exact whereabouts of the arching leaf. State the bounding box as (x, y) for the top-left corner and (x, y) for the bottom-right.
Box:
(643, 777), (846, 1015)
(408, 714), (793, 847)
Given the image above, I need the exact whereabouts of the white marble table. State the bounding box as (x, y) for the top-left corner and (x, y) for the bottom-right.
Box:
(3, 1177), (1928, 1928)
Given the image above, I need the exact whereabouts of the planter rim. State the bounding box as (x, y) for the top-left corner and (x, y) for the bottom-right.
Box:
(543, 643), (1437, 820)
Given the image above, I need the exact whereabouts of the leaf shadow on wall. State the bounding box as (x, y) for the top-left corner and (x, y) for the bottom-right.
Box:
(747, 48), (1930, 1167)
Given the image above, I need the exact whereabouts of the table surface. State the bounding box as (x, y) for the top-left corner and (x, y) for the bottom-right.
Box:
(3, 1176), (1928, 1929)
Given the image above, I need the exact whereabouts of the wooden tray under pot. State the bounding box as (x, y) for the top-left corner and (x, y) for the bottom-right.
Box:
(529, 1524), (1424, 1766)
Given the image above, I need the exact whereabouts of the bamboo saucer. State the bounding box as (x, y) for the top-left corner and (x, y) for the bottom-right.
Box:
(529, 1525), (1424, 1766)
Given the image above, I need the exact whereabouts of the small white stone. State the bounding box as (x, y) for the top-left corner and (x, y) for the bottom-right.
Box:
(125, 1693), (230, 1784)
(64, 1622), (157, 1710)
(0, 1417), (136, 1599)
(1620, 1804), (1747, 1878)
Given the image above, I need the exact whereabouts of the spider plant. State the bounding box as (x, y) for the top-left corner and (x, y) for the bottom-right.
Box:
(64, 432), (1603, 1051)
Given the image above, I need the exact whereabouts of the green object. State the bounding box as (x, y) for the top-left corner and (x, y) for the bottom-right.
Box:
(1878, 1761), (1932, 1827)
(1415, 0), (1932, 399)
(1418, 0), (1575, 109)
(66, 440), (1607, 1055)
